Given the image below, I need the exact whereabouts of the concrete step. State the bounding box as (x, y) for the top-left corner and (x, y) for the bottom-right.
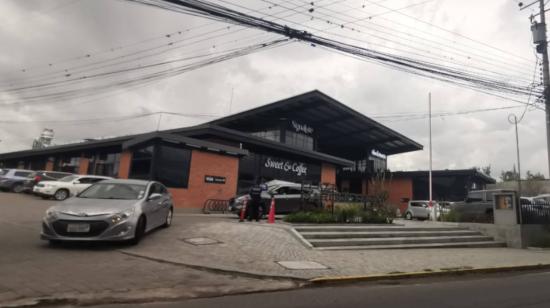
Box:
(300, 230), (483, 239)
(308, 235), (495, 247)
(315, 241), (507, 250)
(294, 226), (469, 233)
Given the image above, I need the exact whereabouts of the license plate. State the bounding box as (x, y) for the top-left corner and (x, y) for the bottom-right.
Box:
(67, 223), (90, 233)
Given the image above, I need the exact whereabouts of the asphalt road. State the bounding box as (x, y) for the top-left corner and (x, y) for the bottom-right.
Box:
(96, 270), (550, 308)
(0, 192), (296, 305)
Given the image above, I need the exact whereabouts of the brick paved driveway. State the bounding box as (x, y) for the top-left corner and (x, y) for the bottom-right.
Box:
(0, 192), (297, 307)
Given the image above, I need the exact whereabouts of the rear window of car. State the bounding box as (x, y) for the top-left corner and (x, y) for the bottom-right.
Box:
(14, 171), (32, 177)
(48, 172), (71, 179)
(26, 172), (38, 178)
(0, 169), (10, 176)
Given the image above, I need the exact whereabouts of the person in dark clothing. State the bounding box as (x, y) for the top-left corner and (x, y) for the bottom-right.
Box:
(247, 180), (263, 221)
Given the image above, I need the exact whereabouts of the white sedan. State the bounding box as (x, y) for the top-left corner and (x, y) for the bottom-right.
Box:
(33, 175), (113, 200)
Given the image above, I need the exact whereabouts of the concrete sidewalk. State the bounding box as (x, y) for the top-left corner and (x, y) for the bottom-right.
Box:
(122, 215), (550, 280)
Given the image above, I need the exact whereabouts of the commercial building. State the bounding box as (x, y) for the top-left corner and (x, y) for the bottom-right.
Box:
(386, 169), (496, 214)
(0, 90), (422, 208)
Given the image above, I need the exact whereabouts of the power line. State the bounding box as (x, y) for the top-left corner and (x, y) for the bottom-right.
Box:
(131, 0), (538, 99)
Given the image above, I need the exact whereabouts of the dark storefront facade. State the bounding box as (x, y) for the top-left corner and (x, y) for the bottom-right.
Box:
(0, 90), (422, 208)
(386, 169), (497, 214)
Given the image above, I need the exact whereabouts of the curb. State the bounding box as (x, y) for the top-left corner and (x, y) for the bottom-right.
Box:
(119, 250), (308, 282)
(309, 263), (550, 284)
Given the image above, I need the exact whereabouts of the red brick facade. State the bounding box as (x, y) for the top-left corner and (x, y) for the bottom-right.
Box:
(320, 163), (336, 186)
(45, 160), (54, 171)
(118, 150), (132, 179)
(78, 157), (89, 175)
(385, 178), (413, 215)
(168, 150), (239, 209)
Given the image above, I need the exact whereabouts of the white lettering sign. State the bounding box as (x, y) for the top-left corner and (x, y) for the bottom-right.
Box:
(370, 149), (387, 159)
(291, 120), (313, 135)
(264, 157), (308, 176)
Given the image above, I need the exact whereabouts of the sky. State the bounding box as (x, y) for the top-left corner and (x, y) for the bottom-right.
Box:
(0, 0), (546, 180)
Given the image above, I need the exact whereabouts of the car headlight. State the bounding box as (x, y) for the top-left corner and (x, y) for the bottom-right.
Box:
(110, 209), (134, 224)
(45, 209), (58, 220)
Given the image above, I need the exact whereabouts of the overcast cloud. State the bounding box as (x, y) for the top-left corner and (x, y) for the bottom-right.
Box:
(0, 0), (545, 180)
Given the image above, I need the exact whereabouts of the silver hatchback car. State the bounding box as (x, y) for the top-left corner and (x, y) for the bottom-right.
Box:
(41, 179), (173, 245)
(404, 200), (440, 220)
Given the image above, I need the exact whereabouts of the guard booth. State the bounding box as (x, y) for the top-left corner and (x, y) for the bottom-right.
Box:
(493, 191), (550, 248)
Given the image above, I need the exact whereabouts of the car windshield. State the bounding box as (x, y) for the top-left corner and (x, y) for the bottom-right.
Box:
(78, 183), (146, 200)
(26, 172), (38, 178)
(58, 175), (79, 182)
(0, 169), (8, 176)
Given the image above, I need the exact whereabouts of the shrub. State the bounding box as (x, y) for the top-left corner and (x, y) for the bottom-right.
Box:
(284, 204), (393, 224)
(441, 209), (461, 222)
(284, 211), (335, 223)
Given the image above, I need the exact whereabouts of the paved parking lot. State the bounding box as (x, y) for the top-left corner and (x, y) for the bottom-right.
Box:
(0, 192), (297, 307)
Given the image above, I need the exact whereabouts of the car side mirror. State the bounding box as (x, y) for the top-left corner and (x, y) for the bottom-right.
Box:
(148, 193), (162, 201)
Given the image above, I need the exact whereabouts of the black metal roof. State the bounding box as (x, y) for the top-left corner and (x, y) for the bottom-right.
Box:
(207, 90), (423, 156)
(0, 131), (247, 160)
(170, 124), (354, 166)
(391, 169), (496, 184)
(122, 132), (248, 157)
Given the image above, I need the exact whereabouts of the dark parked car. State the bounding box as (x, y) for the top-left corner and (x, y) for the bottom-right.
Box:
(22, 171), (73, 193)
(230, 180), (321, 215)
(0, 169), (34, 193)
(453, 189), (513, 222)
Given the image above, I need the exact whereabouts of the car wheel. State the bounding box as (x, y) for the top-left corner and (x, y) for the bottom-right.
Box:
(130, 216), (146, 245)
(162, 208), (173, 228)
(54, 189), (69, 201)
(405, 212), (413, 220)
(11, 183), (24, 193)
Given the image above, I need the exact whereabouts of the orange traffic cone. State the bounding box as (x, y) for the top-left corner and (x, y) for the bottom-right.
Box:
(239, 199), (248, 222)
(267, 197), (276, 224)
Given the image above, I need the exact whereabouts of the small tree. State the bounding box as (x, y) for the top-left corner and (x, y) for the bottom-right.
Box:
(368, 172), (395, 222)
(500, 165), (520, 182)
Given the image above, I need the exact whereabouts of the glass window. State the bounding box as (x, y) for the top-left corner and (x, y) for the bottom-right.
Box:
(129, 146), (154, 180)
(54, 156), (80, 173)
(155, 145), (191, 188)
(284, 130), (313, 150)
(468, 192), (483, 202)
(251, 130), (281, 142)
(79, 183), (146, 200)
(14, 171), (31, 177)
(88, 152), (121, 177)
(59, 175), (79, 182)
(0, 169), (8, 176)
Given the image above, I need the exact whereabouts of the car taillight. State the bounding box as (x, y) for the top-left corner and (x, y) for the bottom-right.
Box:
(34, 176), (42, 182)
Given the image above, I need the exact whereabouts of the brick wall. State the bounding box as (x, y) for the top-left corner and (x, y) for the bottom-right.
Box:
(118, 150), (132, 179)
(320, 163), (336, 186)
(385, 178), (413, 215)
(78, 157), (89, 175)
(169, 150), (239, 209)
(45, 160), (54, 171)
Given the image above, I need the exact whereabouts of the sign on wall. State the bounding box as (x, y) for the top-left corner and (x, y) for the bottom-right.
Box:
(290, 120), (313, 135)
(204, 175), (226, 184)
(264, 157), (308, 176)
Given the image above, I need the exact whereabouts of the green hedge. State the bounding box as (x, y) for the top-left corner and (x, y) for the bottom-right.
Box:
(283, 204), (393, 224)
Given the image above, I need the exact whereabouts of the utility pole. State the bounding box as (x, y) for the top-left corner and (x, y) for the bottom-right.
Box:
(508, 114), (522, 197)
(429, 93), (434, 220)
(539, 0), (550, 179)
(522, 0), (550, 177)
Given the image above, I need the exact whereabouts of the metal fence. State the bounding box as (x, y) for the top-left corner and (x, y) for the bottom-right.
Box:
(520, 201), (550, 224)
